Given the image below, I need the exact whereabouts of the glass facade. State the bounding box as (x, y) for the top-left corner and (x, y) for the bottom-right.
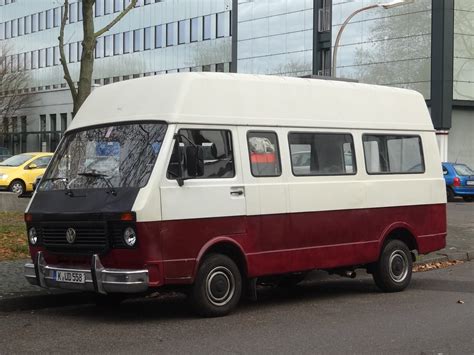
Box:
(0, 0), (232, 92)
(332, 0), (432, 99)
(454, 0), (474, 101)
(0, 0), (232, 154)
(237, 0), (313, 76)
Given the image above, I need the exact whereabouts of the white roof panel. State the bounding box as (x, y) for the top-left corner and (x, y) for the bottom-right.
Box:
(69, 73), (434, 132)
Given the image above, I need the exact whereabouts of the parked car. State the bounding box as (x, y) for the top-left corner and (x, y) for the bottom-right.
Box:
(442, 162), (474, 202)
(0, 153), (53, 194)
(32, 175), (43, 191)
(0, 147), (11, 162)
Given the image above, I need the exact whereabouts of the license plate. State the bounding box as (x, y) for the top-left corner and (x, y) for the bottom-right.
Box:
(467, 181), (474, 186)
(55, 271), (85, 284)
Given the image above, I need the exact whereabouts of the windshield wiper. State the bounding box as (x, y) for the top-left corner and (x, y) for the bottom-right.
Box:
(78, 172), (117, 196)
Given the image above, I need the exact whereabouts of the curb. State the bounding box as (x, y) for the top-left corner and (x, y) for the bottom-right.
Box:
(436, 251), (474, 262)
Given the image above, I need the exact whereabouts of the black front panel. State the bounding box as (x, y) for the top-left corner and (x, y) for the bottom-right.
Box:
(40, 222), (108, 254)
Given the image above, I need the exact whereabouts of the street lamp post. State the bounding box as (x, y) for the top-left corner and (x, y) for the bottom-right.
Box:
(331, 0), (414, 78)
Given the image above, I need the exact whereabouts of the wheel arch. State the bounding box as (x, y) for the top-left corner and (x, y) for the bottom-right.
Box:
(379, 223), (419, 260)
(9, 178), (26, 192)
(194, 237), (248, 281)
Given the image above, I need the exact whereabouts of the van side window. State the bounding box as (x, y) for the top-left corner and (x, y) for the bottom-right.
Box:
(247, 131), (282, 177)
(167, 129), (235, 179)
(288, 133), (356, 176)
(363, 135), (424, 174)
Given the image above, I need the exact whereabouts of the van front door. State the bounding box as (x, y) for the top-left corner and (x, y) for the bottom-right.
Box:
(159, 126), (246, 281)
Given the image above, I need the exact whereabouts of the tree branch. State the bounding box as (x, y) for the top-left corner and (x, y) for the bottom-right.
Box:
(94, 0), (138, 38)
(59, 0), (77, 100)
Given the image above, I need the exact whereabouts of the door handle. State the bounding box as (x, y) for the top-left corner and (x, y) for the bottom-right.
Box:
(230, 187), (244, 197)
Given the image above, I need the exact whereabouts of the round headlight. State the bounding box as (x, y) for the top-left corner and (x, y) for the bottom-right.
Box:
(28, 227), (38, 245)
(123, 227), (137, 247)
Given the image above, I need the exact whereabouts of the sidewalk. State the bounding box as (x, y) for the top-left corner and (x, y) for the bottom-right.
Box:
(417, 201), (474, 263)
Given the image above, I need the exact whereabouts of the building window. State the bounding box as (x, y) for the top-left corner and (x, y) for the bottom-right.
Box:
(114, 0), (122, 12)
(46, 47), (53, 67)
(103, 78), (111, 85)
(39, 49), (46, 68)
(216, 12), (230, 38)
(190, 17), (199, 42)
(61, 113), (67, 132)
(203, 15), (212, 40)
(24, 16), (31, 34)
(104, 0), (112, 14)
(363, 135), (424, 174)
(133, 29), (142, 51)
(95, 0), (103, 17)
(31, 51), (38, 69)
(154, 25), (162, 48)
(69, 43), (77, 63)
(144, 27), (152, 50)
(95, 37), (104, 58)
(53, 7), (61, 27)
(167, 129), (235, 179)
(166, 23), (176, 46)
(50, 114), (57, 131)
(216, 63), (224, 72)
(113, 33), (122, 55)
(202, 65), (211, 72)
(113, 76), (120, 83)
(289, 133), (356, 176)
(69, 3), (78, 23)
(18, 17), (24, 36)
(38, 11), (45, 31)
(53, 46), (60, 66)
(31, 13), (38, 33)
(104, 35), (113, 56)
(123, 31), (131, 53)
(247, 131), (281, 177)
(178, 20), (188, 44)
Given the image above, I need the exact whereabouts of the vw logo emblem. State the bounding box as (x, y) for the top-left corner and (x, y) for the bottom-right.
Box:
(66, 228), (76, 244)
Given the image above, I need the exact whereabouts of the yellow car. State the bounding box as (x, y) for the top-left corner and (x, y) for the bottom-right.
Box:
(0, 152), (53, 194)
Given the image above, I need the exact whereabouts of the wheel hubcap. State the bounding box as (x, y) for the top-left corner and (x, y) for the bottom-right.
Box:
(389, 250), (409, 282)
(11, 183), (23, 194)
(205, 266), (235, 307)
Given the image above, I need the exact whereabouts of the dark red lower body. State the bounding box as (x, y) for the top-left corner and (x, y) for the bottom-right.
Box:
(31, 203), (446, 288)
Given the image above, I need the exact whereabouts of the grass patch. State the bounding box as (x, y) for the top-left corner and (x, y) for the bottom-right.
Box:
(0, 212), (29, 261)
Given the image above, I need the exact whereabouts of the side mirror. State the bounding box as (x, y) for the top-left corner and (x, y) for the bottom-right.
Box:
(28, 163), (38, 169)
(185, 146), (204, 177)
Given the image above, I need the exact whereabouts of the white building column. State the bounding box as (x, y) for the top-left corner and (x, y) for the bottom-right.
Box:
(436, 130), (449, 162)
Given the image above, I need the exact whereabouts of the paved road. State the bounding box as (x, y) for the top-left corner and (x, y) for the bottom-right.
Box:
(0, 262), (473, 354)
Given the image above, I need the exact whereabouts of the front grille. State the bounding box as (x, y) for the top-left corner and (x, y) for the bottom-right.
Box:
(40, 222), (108, 254)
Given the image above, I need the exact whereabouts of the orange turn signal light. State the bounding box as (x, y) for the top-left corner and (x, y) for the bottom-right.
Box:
(120, 212), (135, 221)
(24, 213), (32, 222)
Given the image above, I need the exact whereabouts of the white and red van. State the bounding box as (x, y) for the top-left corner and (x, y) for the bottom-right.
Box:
(24, 73), (447, 316)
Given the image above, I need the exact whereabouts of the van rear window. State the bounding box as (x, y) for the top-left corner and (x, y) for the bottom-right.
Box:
(363, 135), (424, 174)
(247, 131), (281, 177)
(288, 133), (356, 176)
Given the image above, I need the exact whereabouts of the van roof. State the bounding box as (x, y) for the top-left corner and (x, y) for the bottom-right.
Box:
(69, 73), (434, 132)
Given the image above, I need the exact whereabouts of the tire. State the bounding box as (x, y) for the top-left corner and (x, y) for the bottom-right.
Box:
(9, 180), (25, 195)
(463, 196), (474, 202)
(190, 254), (242, 317)
(446, 187), (455, 202)
(372, 240), (413, 293)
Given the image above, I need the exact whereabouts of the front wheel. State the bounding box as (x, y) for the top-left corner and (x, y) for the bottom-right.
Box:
(9, 180), (25, 195)
(372, 240), (413, 292)
(190, 254), (242, 317)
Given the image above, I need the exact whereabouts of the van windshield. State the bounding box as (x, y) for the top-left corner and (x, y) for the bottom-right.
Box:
(39, 122), (167, 191)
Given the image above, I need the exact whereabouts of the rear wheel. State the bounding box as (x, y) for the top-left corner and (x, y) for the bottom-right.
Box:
(372, 240), (413, 292)
(446, 187), (455, 202)
(9, 180), (25, 195)
(190, 254), (242, 317)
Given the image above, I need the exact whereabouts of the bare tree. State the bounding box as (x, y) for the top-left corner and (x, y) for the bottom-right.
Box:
(0, 44), (32, 147)
(59, 0), (138, 116)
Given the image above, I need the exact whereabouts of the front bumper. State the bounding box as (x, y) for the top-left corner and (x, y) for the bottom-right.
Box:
(24, 252), (149, 294)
